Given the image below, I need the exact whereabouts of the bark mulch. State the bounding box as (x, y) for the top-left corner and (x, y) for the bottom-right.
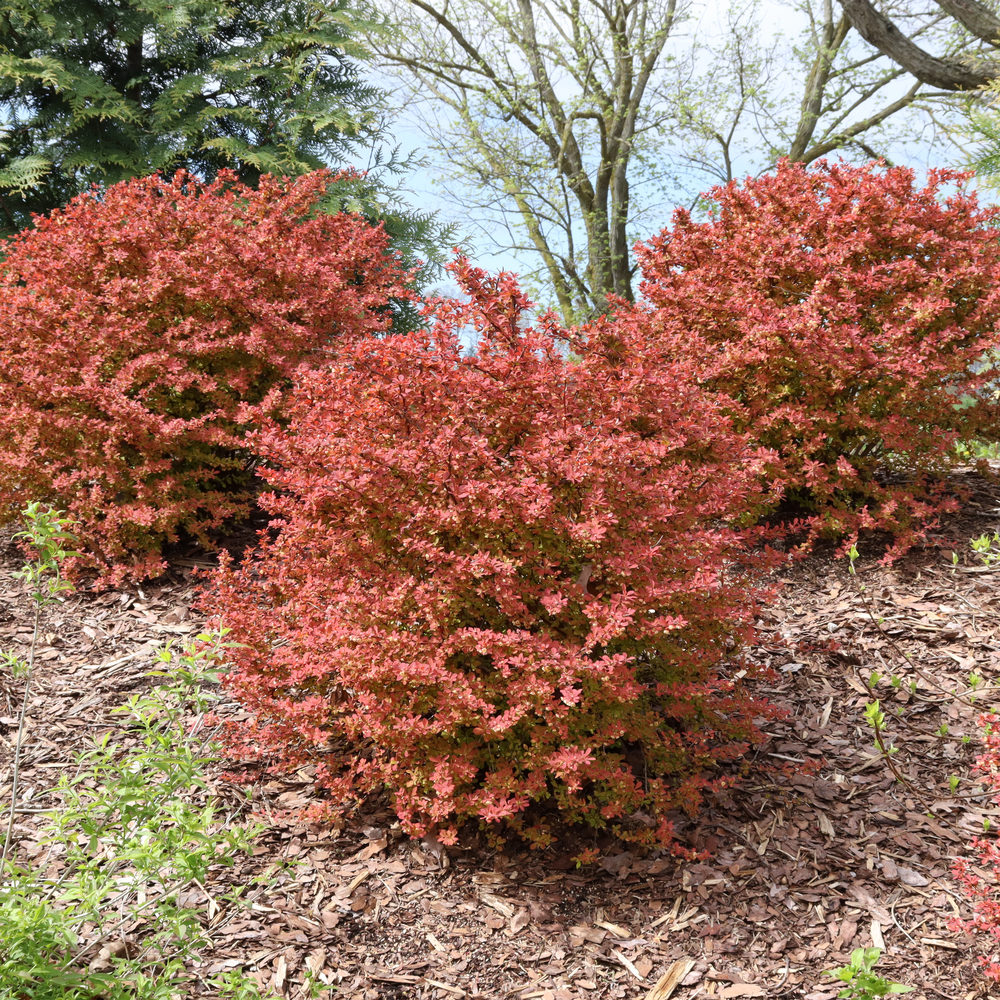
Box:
(5, 473), (1000, 1000)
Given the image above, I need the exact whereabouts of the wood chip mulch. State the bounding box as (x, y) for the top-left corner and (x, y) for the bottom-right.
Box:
(6, 471), (1000, 1000)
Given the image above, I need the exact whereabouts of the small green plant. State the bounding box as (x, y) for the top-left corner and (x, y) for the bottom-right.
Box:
(2, 503), (78, 867)
(971, 531), (1000, 567)
(0, 631), (266, 998)
(0, 505), (265, 998)
(862, 700), (907, 786)
(950, 774), (961, 793)
(823, 947), (914, 998)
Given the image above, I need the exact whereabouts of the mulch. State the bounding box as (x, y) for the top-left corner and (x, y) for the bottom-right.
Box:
(4, 471), (1000, 1000)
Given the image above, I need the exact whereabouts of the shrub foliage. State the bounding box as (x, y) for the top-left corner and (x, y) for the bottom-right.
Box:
(0, 169), (408, 581)
(213, 262), (778, 850)
(634, 159), (1000, 554)
(953, 712), (1000, 979)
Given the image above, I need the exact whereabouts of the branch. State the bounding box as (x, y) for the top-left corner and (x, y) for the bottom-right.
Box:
(799, 80), (923, 162)
(837, 0), (996, 90)
(933, 0), (1000, 46)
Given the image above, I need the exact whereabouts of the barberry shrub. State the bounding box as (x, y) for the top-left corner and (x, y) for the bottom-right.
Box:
(212, 261), (779, 850)
(952, 712), (1000, 978)
(633, 159), (1000, 556)
(0, 169), (408, 582)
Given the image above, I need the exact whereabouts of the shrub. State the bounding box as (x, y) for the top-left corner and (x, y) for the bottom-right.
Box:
(952, 711), (1000, 978)
(0, 169), (409, 583)
(211, 260), (779, 851)
(633, 159), (1000, 556)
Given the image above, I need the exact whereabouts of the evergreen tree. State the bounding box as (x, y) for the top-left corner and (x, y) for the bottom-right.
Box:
(0, 0), (444, 266)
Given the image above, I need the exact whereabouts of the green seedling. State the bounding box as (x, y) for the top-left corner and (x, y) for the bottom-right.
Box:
(971, 531), (1000, 568)
(864, 701), (896, 754)
(2, 503), (79, 868)
(949, 775), (960, 794)
(0, 504), (265, 999)
(849, 544), (860, 575)
(823, 947), (913, 999)
(0, 649), (27, 680)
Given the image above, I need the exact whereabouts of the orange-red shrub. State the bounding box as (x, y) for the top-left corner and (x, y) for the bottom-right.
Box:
(634, 159), (1000, 556)
(0, 169), (408, 582)
(212, 261), (779, 850)
(952, 712), (1000, 977)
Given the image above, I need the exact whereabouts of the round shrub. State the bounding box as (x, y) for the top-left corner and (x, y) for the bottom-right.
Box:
(212, 261), (778, 851)
(0, 169), (408, 582)
(634, 159), (1000, 556)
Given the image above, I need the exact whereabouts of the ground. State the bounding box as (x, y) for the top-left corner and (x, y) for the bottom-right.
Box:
(3, 473), (1000, 1000)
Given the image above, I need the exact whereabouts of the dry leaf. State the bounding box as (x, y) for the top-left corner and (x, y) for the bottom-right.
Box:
(510, 909), (531, 934)
(897, 866), (930, 887)
(644, 957), (695, 1000)
(720, 986), (765, 999)
(358, 836), (388, 861)
(848, 885), (892, 925)
(568, 924), (607, 944)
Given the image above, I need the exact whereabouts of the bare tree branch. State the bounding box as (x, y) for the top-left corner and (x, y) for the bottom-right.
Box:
(838, 0), (996, 89)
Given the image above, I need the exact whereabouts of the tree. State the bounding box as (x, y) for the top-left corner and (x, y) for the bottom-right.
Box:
(371, 0), (977, 322)
(0, 0), (384, 233)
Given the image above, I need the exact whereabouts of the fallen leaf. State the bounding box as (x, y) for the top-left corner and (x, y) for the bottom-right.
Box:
(848, 885), (892, 925)
(897, 866), (930, 887)
(720, 987), (765, 999)
(358, 836), (388, 861)
(568, 924), (607, 944)
(510, 909), (531, 934)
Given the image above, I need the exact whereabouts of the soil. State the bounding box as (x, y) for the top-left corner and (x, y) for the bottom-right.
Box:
(4, 471), (1000, 1000)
